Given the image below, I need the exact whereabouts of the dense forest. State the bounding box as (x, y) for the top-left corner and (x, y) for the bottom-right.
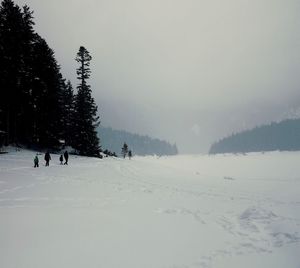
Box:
(0, 0), (177, 158)
(0, 0), (100, 156)
(99, 126), (178, 156)
(209, 118), (300, 154)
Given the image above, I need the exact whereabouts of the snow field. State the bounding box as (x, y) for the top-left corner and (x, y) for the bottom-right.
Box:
(0, 149), (300, 268)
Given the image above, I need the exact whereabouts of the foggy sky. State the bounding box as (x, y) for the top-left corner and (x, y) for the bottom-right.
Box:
(14, 0), (300, 152)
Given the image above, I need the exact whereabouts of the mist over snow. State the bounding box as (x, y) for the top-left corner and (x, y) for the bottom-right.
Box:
(12, 0), (300, 152)
(1, 0), (300, 267)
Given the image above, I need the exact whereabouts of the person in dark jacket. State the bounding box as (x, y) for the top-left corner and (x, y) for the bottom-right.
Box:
(63, 150), (69, 165)
(59, 154), (63, 165)
(34, 154), (39, 168)
(44, 151), (51, 166)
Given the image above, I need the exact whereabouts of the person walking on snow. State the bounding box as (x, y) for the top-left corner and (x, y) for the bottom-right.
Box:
(44, 151), (51, 166)
(59, 154), (63, 165)
(34, 154), (39, 168)
(64, 150), (69, 165)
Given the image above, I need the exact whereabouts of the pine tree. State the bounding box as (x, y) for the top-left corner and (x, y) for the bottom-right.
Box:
(0, 0), (35, 145)
(30, 34), (64, 148)
(73, 46), (100, 157)
(60, 79), (75, 147)
(0, 0), (75, 150)
(121, 143), (128, 158)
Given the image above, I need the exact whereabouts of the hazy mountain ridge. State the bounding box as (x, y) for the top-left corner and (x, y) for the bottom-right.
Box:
(98, 126), (178, 156)
(209, 118), (300, 154)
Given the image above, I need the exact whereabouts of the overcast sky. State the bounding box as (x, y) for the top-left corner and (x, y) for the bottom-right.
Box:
(14, 0), (300, 153)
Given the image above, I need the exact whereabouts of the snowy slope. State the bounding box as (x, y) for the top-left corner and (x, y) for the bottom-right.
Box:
(0, 149), (299, 268)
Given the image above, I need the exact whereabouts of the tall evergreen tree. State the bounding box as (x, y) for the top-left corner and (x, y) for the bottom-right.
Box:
(73, 46), (100, 157)
(0, 0), (35, 144)
(60, 79), (75, 146)
(0, 0), (74, 150)
(30, 34), (64, 148)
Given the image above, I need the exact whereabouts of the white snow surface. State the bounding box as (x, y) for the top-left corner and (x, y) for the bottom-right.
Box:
(0, 149), (300, 268)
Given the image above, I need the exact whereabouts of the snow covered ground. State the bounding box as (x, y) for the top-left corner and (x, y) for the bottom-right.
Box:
(0, 149), (300, 268)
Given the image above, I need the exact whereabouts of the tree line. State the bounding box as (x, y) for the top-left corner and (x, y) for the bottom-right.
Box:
(209, 118), (300, 154)
(98, 126), (178, 156)
(0, 0), (100, 157)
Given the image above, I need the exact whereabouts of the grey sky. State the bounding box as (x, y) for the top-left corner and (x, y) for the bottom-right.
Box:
(15, 0), (300, 152)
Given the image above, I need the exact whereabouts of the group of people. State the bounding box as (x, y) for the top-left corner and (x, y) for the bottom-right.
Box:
(34, 150), (69, 168)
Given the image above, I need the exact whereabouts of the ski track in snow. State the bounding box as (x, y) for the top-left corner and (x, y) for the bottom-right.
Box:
(0, 150), (300, 268)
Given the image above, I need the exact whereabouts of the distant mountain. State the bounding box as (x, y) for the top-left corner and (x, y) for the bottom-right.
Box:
(209, 118), (300, 154)
(98, 126), (178, 156)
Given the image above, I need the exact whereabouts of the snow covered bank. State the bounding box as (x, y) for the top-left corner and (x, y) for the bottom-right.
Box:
(0, 150), (299, 268)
